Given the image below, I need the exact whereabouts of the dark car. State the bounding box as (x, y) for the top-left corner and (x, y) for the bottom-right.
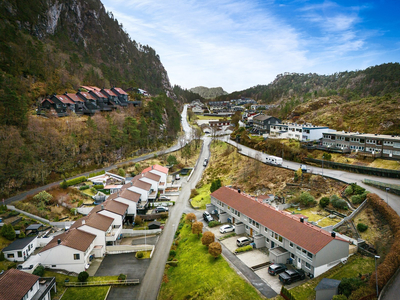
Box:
(279, 269), (305, 285)
(268, 263), (287, 276)
(155, 207), (169, 213)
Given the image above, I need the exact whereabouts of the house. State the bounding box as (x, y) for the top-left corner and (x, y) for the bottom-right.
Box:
(88, 172), (125, 187)
(107, 188), (141, 223)
(40, 98), (69, 117)
(321, 131), (400, 159)
(2, 236), (38, 262)
(209, 120), (231, 127)
(49, 95), (76, 113)
(252, 114), (281, 134)
(111, 87), (129, 105)
(138, 171), (161, 200)
(89, 90), (112, 111)
(126, 176), (152, 204)
(100, 88), (122, 108)
(25, 224), (44, 235)
(69, 213), (114, 257)
(90, 201), (128, 237)
(76, 91), (101, 114)
(192, 105), (203, 114)
(0, 268), (56, 300)
(64, 92), (86, 114)
(270, 123), (335, 141)
(315, 278), (341, 300)
(39, 228), (96, 273)
(148, 221), (161, 229)
(209, 187), (349, 277)
(141, 165), (169, 194)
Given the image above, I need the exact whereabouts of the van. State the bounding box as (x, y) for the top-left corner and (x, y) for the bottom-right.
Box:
(265, 156), (282, 166)
(203, 158), (208, 167)
(236, 237), (253, 247)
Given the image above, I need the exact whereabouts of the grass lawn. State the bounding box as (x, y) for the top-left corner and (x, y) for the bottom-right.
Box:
(159, 221), (265, 300)
(191, 183), (212, 209)
(80, 189), (96, 197)
(285, 207), (341, 227)
(61, 286), (110, 300)
(290, 254), (375, 300)
(195, 115), (231, 120)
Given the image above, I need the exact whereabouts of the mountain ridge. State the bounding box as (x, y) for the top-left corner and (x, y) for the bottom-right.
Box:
(189, 86), (228, 99)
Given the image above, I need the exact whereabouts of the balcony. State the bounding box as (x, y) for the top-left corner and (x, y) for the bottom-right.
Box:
(32, 277), (56, 300)
(106, 225), (122, 242)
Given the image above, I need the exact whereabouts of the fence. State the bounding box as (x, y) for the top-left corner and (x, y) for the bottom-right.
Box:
(306, 158), (400, 178)
(363, 179), (400, 196)
(65, 279), (139, 287)
(332, 199), (368, 230)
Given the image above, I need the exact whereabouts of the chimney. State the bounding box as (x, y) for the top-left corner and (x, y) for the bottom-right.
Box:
(82, 220), (85, 225)
(300, 217), (304, 223)
(152, 165), (153, 169)
(238, 189), (241, 193)
(57, 239), (61, 245)
(331, 232), (336, 238)
(101, 204), (104, 210)
(130, 182), (133, 186)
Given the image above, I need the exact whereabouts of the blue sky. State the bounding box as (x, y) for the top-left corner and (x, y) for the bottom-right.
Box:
(101, 0), (400, 93)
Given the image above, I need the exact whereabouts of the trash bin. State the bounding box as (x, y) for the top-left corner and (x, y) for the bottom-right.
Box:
(287, 258), (293, 264)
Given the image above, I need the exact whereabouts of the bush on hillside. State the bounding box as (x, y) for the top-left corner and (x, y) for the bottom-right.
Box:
(32, 265), (44, 276)
(319, 197), (330, 208)
(299, 192), (316, 207)
(78, 271), (89, 282)
(357, 223), (368, 232)
(330, 195), (347, 209)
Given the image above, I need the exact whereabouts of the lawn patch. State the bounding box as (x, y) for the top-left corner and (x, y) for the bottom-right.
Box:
(191, 183), (211, 209)
(61, 286), (110, 300)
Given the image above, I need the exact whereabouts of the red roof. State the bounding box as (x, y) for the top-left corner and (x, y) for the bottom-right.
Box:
(40, 228), (96, 253)
(142, 164), (169, 175)
(41, 98), (54, 104)
(112, 87), (128, 95)
(90, 90), (106, 98)
(65, 93), (84, 102)
(81, 86), (101, 92)
(53, 95), (75, 104)
(78, 92), (96, 100)
(211, 187), (348, 254)
(101, 89), (118, 97)
(0, 269), (39, 300)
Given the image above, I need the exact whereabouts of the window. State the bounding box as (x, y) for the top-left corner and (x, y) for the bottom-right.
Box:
(296, 246), (301, 251)
(52, 265), (57, 267)
(305, 262), (311, 269)
(8, 254), (14, 258)
(307, 252), (313, 259)
(275, 233), (278, 240)
(302, 249), (307, 255)
(291, 253), (295, 259)
(74, 254), (80, 260)
(266, 238), (269, 243)
(18, 251), (22, 257)
(264, 227), (268, 233)
(289, 242), (293, 248)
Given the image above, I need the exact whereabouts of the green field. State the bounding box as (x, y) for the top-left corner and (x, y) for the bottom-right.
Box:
(61, 286), (110, 300)
(191, 183), (212, 209)
(158, 220), (265, 300)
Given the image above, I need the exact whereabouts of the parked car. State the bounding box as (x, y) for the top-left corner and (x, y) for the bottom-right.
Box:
(175, 174), (180, 180)
(203, 158), (208, 167)
(159, 195), (171, 201)
(219, 224), (235, 233)
(279, 269), (305, 285)
(155, 207), (169, 213)
(203, 211), (213, 223)
(236, 237), (253, 247)
(268, 263), (287, 276)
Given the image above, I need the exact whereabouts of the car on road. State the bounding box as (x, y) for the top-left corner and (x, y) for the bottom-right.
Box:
(236, 236), (253, 247)
(155, 207), (169, 213)
(203, 211), (213, 223)
(279, 268), (305, 285)
(268, 263), (287, 276)
(219, 224), (235, 233)
(175, 174), (180, 180)
(203, 158), (208, 167)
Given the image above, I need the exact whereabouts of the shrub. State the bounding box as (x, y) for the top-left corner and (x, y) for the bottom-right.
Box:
(345, 185), (353, 196)
(118, 274), (127, 281)
(201, 231), (215, 247)
(320, 197), (330, 208)
(331, 195), (347, 209)
(322, 152), (332, 160)
(299, 192), (316, 207)
(352, 184), (366, 195)
(351, 192), (368, 205)
(167, 155), (178, 166)
(89, 170), (105, 178)
(136, 251), (144, 259)
(339, 277), (365, 297)
(1, 224), (16, 240)
(332, 295), (347, 300)
(32, 265), (45, 276)
(93, 184), (104, 189)
(192, 221), (203, 236)
(18, 231), (26, 238)
(210, 179), (222, 193)
(134, 215), (143, 226)
(185, 213), (196, 224)
(61, 176), (87, 187)
(33, 191), (53, 204)
(60, 179), (68, 189)
(79, 185), (90, 190)
(190, 189), (199, 198)
(169, 250), (176, 258)
(357, 223), (368, 232)
(209, 242), (222, 258)
(0, 252), (5, 261)
(118, 168), (126, 177)
(208, 221), (221, 228)
(78, 271), (89, 282)
(236, 245), (253, 253)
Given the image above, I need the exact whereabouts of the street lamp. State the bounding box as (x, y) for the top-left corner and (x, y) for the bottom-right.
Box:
(321, 156), (324, 176)
(386, 187), (390, 205)
(375, 255), (380, 297)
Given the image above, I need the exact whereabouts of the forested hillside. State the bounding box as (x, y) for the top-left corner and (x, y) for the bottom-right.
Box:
(0, 0), (173, 128)
(173, 85), (204, 103)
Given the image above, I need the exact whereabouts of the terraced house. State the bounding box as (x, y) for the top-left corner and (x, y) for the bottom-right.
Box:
(210, 187), (349, 277)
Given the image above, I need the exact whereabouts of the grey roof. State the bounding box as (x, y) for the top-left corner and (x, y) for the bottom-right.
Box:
(25, 224), (43, 231)
(315, 278), (341, 291)
(2, 236), (37, 252)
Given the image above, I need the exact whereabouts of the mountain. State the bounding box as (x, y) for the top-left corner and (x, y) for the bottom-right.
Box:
(0, 0), (173, 127)
(189, 86), (228, 99)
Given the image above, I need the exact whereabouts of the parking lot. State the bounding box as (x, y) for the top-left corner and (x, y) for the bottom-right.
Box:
(207, 224), (307, 293)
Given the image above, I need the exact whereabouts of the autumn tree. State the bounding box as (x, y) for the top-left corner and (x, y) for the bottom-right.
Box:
(185, 213), (197, 225)
(210, 179), (222, 193)
(208, 241), (222, 258)
(201, 231), (215, 247)
(192, 221), (203, 236)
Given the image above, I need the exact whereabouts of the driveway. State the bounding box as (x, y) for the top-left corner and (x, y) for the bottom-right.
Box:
(94, 253), (151, 300)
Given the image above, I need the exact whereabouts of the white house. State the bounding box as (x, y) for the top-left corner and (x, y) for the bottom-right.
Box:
(108, 188), (141, 222)
(270, 123), (336, 141)
(70, 213), (114, 257)
(139, 171), (161, 198)
(126, 176), (152, 203)
(2, 236), (38, 262)
(38, 228), (96, 273)
(209, 187), (349, 277)
(141, 164), (169, 193)
(88, 172), (125, 186)
(0, 269), (56, 300)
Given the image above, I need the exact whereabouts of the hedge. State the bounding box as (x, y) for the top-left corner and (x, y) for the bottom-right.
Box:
(368, 193), (400, 290)
(93, 184), (104, 189)
(236, 245), (253, 253)
(61, 176), (87, 187)
(89, 170), (105, 178)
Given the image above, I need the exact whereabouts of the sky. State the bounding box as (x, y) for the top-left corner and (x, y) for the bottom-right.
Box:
(101, 0), (400, 93)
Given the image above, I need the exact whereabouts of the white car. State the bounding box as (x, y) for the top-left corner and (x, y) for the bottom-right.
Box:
(220, 224), (235, 234)
(175, 174), (180, 180)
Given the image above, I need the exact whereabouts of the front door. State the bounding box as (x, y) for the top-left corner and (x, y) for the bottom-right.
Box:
(271, 241), (275, 248)
(297, 258), (302, 269)
(250, 228), (253, 236)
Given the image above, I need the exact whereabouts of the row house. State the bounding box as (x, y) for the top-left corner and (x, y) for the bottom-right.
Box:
(321, 132), (400, 159)
(270, 123), (335, 141)
(142, 164), (169, 194)
(209, 120), (231, 127)
(252, 115), (281, 134)
(209, 187), (349, 277)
